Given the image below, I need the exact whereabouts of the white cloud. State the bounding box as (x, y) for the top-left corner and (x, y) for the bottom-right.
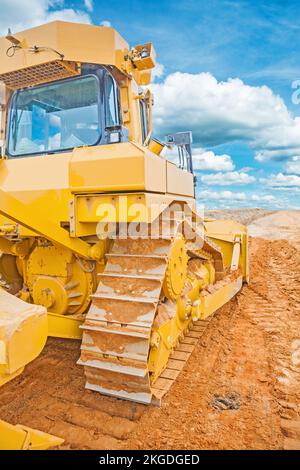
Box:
(84, 0), (93, 12)
(45, 8), (91, 24)
(0, 0), (91, 35)
(271, 187), (300, 193)
(285, 156), (300, 175)
(201, 171), (255, 186)
(151, 71), (300, 164)
(163, 146), (235, 171)
(193, 149), (235, 171)
(152, 62), (165, 81)
(198, 190), (247, 201)
(250, 194), (276, 202)
(161, 146), (179, 163)
(198, 190), (277, 204)
(100, 20), (112, 27)
(260, 173), (300, 188)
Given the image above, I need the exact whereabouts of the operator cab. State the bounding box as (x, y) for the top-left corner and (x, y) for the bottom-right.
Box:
(7, 65), (129, 158)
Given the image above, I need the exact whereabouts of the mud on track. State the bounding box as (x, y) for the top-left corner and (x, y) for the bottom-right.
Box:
(0, 222), (299, 449)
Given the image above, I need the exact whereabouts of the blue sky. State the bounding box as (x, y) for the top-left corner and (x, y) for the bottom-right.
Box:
(1, 0), (300, 209)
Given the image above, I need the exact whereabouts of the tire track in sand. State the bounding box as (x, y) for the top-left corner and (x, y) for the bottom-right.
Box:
(242, 238), (300, 449)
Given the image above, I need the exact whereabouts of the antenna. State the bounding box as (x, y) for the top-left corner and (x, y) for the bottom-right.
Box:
(6, 28), (21, 46)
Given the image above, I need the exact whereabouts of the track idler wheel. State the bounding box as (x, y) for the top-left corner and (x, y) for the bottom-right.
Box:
(163, 236), (188, 301)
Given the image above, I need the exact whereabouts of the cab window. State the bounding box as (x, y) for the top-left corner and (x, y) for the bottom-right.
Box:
(8, 75), (100, 157)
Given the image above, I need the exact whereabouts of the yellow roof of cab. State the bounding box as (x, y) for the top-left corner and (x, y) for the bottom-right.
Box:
(0, 21), (129, 76)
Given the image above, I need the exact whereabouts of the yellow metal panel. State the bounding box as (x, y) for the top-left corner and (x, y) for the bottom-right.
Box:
(144, 148), (166, 192)
(205, 219), (249, 281)
(201, 276), (243, 319)
(0, 187), (91, 258)
(0, 420), (64, 450)
(204, 218), (247, 235)
(0, 21), (129, 76)
(166, 161), (194, 197)
(0, 289), (47, 381)
(75, 193), (147, 223)
(72, 192), (196, 237)
(0, 420), (27, 450)
(69, 143), (146, 192)
(0, 154), (72, 237)
(0, 153), (71, 192)
(70, 142), (184, 195)
(6, 314), (47, 374)
(48, 312), (83, 340)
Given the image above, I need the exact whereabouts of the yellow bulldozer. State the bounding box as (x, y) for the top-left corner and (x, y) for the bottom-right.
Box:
(0, 21), (249, 449)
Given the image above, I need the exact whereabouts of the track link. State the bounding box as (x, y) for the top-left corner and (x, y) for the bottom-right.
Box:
(78, 237), (172, 404)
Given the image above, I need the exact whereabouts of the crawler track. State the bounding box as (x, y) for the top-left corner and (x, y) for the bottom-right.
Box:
(78, 237), (172, 404)
(78, 215), (228, 404)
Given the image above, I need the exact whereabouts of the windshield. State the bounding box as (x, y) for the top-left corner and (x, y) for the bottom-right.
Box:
(8, 75), (100, 156)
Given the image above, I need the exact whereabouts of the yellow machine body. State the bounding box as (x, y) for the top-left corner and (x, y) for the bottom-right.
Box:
(0, 419), (63, 450)
(0, 288), (47, 385)
(0, 20), (249, 433)
(0, 288), (64, 449)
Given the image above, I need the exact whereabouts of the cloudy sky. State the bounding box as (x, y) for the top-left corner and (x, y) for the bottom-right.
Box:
(1, 0), (300, 209)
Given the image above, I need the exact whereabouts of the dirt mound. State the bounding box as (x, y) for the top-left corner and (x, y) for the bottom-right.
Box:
(206, 208), (274, 226)
(248, 211), (300, 250)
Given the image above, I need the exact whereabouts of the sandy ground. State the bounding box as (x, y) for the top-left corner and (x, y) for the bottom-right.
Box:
(248, 211), (300, 250)
(206, 208), (274, 226)
(0, 210), (299, 450)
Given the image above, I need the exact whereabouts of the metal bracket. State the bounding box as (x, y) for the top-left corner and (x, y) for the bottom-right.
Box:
(165, 131), (195, 185)
(230, 236), (241, 271)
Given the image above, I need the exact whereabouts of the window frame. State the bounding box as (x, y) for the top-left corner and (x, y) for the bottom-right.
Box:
(139, 98), (149, 144)
(7, 73), (102, 158)
(104, 73), (120, 129)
